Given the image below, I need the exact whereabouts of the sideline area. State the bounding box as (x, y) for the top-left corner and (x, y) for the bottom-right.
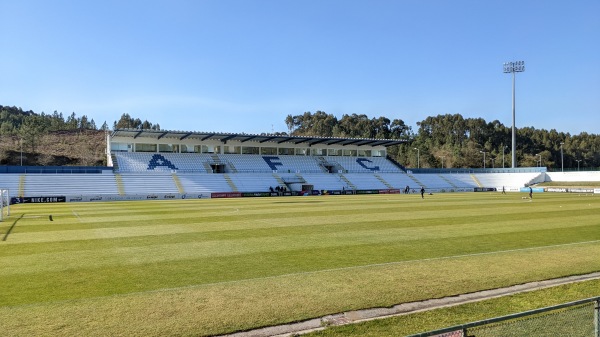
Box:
(221, 271), (600, 337)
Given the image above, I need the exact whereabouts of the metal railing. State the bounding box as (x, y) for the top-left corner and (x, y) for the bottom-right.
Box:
(407, 296), (600, 337)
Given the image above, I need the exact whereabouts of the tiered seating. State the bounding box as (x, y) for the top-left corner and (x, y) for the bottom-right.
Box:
(343, 173), (389, 190)
(376, 173), (420, 189)
(412, 174), (455, 188)
(114, 152), (404, 175)
(114, 152), (155, 172)
(219, 154), (275, 173)
(176, 174), (232, 194)
(114, 152), (212, 173)
(0, 174), (23, 196)
(227, 173), (281, 192)
(325, 156), (402, 173)
(21, 174), (119, 196)
(272, 155), (325, 173)
(439, 174), (478, 188)
(219, 154), (324, 173)
(473, 172), (543, 189)
(163, 153), (213, 172)
(119, 173), (179, 194)
(298, 173), (348, 191)
(444, 174), (479, 188)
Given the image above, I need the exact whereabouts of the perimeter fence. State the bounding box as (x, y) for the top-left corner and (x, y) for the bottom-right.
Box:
(408, 296), (600, 337)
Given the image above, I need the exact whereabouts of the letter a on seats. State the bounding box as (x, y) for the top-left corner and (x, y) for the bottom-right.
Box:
(148, 154), (179, 170)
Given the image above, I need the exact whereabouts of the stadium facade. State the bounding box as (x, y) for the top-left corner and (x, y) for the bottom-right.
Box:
(1, 128), (599, 205)
(107, 129), (403, 164)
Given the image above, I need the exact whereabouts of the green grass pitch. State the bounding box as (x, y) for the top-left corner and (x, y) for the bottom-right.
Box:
(1, 192), (599, 336)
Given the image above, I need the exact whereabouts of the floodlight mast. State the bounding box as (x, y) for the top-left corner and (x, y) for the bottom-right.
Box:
(503, 61), (525, 168)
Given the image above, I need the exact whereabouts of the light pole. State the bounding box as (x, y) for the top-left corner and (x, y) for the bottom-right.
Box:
(536, 153), (541, 167)
(560, 142), (564, 172)
(413, 148), (420, 169)
(480, 150), (487, 169)
(504, 60), (525, 168)
(576, 159), (582, 171)
(440, 156), (445, 169)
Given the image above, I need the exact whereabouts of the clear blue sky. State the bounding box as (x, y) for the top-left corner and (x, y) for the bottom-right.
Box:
(1, 0), (599, 135)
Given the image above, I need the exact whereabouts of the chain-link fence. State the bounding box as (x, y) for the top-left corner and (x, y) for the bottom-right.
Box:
(409, 297), (600, 337)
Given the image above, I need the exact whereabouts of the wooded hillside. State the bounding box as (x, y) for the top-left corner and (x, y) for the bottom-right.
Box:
(1, 105), (598, 170)
(0, 105), (164, 166)
(286, 111), (600, 170)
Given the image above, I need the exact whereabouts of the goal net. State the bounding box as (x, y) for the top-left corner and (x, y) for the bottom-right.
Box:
(0, 189), (9, 221)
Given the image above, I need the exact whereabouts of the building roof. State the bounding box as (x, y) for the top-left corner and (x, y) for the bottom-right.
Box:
(110, 129), (405, 147)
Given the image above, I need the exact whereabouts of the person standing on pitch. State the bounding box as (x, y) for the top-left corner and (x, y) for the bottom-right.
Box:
(529, 186), (533, 199)
(420, 186), (425, 199)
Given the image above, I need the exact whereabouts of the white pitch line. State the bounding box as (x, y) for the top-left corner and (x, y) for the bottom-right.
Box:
(72, 211), (82, 222)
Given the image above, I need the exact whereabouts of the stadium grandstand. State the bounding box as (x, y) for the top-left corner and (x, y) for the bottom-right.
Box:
(1, 128), (590, 204)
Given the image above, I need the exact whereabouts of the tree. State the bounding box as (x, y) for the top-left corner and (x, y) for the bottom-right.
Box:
(113, 113), (160, 130)
(19, 115), (46, 154)
(66, 112), (78, 129)
(285, 111), (337, 137)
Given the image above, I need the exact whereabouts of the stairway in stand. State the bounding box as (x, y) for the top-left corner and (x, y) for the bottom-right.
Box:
(470, 174), (483, 187)
(374, 173), (394, 189)
(439, 174), (458, 188)
(223, 174), (238, 191)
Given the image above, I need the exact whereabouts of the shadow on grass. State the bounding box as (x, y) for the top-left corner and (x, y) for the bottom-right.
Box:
(2, 213), (24, 241)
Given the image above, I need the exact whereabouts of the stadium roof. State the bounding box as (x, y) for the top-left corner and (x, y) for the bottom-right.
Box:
(111, 129), (405, 147)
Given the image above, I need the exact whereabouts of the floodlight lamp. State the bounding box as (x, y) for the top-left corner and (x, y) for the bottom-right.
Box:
(515, 61), (525, 72)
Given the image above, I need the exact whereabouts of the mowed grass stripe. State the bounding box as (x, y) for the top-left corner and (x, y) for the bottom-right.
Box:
(1, 193), (599, 335)
(5, 194), (597, 236)
(2, 230), (600, 305)
(5, 205), (597, 247)
(1, 242), (600, 336)
(4, 218), (600, 277)
(1, 194), (599, 275)
(3, 213), (599, 261)
(15, 210), (594, 247)
(10, 193), (578, 230)
(3, 239), (600, 306)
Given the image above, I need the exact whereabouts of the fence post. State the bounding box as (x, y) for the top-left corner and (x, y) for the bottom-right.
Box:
(595, 298), (599, 337)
